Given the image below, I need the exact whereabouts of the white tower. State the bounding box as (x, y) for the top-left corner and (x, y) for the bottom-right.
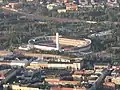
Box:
(56, 33), (59, 50)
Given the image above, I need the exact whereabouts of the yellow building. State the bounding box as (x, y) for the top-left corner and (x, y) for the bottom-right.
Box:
(27, 61), (81, 70)
(45, 78), (80, 85)
(10, 85), (40, 90)
(112, 77), (120, 85)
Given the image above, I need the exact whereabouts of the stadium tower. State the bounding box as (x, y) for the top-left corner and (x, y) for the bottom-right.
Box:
(56, 33), (59, 50)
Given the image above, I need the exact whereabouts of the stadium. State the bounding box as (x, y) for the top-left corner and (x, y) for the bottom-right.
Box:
(19, 33), (91, 52)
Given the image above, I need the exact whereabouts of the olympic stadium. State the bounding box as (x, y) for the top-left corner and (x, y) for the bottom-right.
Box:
(19, 33), (91, 52)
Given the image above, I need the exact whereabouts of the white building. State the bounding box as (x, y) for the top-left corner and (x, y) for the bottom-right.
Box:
(48, 62), (81, 69)
(10, 59), (29, 67)
(29, 60), (83, 70)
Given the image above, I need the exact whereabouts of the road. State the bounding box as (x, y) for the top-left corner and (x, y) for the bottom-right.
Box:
(0, 50), (82, 61)
(2, 7), (120, 25)
(0, 68), (21, 86)
(88, 68), (113, 90)
(1, 7), (81, 23)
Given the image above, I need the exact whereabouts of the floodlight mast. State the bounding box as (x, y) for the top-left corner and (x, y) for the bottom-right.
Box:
(56, 33), (59, 50)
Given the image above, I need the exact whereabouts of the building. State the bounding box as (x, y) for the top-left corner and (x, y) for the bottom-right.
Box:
(0, 69), (17, 84)
(94, 69), (103, 74)
(15, 68), (44, 82)
(0, 69), (11, 80)
(50, 87), (86, 90)
(112, 77), (120, 85)
(5, 84), (86, 90)
(103, 82), (116, 90)
(0, 51), (9, 56)
(3, 68), (45, 90)
(10, 59), (29, 67)
(107, 0), (119, 7)
(8, 85), (40, 90)
(73, 70), (94, 75)
(29, 61), (82, 70)
(45, 78), (80, 85)
(47, 3), (58, 10)
(0, 61), (11, 65)
(79, 0), (88, 5)
(64, 0), (69, 3)
(5, 2), (23, 9)
(107, 0), (117, 4)
(65, 3), (78, 10)
(57, 9), (67, 13)
(94, 63), (108, 69)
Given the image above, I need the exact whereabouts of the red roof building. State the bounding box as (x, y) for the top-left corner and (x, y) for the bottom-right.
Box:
(103, 82), (116, 90)
(50, 87), (86, 90)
